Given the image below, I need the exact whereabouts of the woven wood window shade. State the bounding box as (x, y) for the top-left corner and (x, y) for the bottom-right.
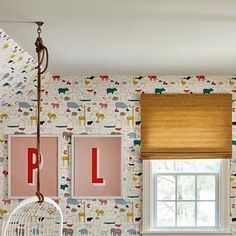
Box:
(141, 94), (232, 159)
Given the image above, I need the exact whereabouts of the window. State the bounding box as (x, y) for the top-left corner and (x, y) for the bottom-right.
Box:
(142, 159), (231, 236)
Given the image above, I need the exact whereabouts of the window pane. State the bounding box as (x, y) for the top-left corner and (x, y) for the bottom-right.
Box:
(157, 202), (175, 227)
(153, 159), (220, 229)
(177, 202), (195, 227)
(153, 160), (175, 173)
(197, 176), (215, 200)
(197, 202), (215, 226)
(157, 175), (175, 200)
(194, 160), (220, 173)
(177, 175), (195, 200)
(153, 159), (220, 173)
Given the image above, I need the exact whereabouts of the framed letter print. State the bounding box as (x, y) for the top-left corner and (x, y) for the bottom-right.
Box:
(8, 135), (60, 199)
(72, 135), (123, 198)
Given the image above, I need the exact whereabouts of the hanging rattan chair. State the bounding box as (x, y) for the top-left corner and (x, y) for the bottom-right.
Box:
(2, 197), (63, 236)
(2, 22), (63, 236)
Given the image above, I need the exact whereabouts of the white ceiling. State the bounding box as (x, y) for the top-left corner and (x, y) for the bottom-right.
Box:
(1, 0), (236, 75)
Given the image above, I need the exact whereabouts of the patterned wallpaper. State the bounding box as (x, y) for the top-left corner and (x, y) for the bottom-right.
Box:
(1, 28), (236, 236)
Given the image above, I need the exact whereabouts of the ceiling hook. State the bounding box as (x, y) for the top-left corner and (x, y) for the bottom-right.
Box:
(35, 22), (44, 36)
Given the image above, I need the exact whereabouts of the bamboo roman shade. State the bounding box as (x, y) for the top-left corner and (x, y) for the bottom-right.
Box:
(141, 94), (232, 159)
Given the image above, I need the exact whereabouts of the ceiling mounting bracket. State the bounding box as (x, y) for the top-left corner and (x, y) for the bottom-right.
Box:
(35, 22), (44, 27)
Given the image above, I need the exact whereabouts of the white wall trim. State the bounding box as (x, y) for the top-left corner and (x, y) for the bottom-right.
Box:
(142, 160), (153, 231)
(141, 231), (232, 236)
(142, 160), (231, 235)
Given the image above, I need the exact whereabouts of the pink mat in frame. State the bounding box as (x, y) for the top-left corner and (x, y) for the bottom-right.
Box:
(8, 135), (60, 199)
(72, 135), (123, 198)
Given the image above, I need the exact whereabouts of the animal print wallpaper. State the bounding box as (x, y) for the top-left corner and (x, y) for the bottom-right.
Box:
(1, 27), (236, 236)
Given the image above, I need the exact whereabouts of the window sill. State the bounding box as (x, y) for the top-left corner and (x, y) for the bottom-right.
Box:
(141, 231), (232, 236)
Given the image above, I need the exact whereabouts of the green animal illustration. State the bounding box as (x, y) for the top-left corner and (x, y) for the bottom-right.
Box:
(106, 88), (117, 94)
(58, 87), (69, 94)
(203, 88), (214, 94)
(155, 88), (165, 94)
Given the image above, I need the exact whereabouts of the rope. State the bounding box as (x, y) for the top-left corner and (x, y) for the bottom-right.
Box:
(35, 22), (48, 203)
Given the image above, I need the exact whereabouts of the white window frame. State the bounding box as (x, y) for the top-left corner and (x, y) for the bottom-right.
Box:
(142, 159), (231, 236)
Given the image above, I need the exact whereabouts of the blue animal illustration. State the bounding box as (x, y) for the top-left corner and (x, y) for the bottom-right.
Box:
(115, 199), (127, 205)
(0, 156), (4, 162)
(19, 102), (32, 109)
(67, 102), (80, 109)
(134, 139), (141, 146)
(203, 88), (214, 94)
(115, 102), (128, 109)
(107, 88), (117, 94)
(58, 87), (69, 94)
(67, 198), (80, 205)
(78, 228), (88, 235)
(127, 228), (137, 235)
(232, 140), (236, 146)
(155, 88), (165, 94)
(1, 102), (9, 107)
(127, 132), (136, 139)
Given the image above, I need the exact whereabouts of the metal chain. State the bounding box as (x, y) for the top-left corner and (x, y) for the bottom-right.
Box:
(35, 22), (48, 203)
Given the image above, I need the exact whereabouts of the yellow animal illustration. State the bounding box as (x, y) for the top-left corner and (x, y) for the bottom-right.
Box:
(95, 112), (105, 120)
(62, 146), (70, 166)
(30, 115), (37, 125)
(78, 106), (86, 125)
(78, 203), (86, 222)
(231, 177), (236, 182)
(132, 175), (138, 182)
(47, 113), (57, 119)
(18, 56), (23, 61)
(84, 78), (90, 85)
(2, 43), (9, 50)
(181, 78), (187, 86)
(62, 156), (69, 166)
(132, 78), (138, 85)
(0, 209), (8, 216)
(10, 54), (16, 59)
(95, 209), (105, 216)
(230, 79), (235, 86)
(127, 106), (134, 126)
(126, 202), (134, 222)
(48, 209), (56, 216)
(0, 113), (8, 119)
